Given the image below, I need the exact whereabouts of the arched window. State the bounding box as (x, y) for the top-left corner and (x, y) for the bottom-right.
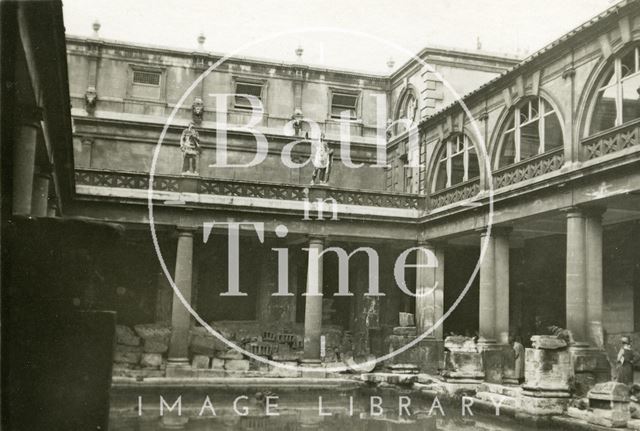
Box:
(394, 91), (419, 135)
(497, 97), (563, 167)
(589, 46), (640, 135)
(433, 134), (479, 191)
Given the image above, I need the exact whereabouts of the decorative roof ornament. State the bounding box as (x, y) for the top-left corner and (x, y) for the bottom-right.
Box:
(197, 33), (206, 50)
(386, 57), (395, 70)
(295, 45), (304, 62)
(92, 19), (101, 38)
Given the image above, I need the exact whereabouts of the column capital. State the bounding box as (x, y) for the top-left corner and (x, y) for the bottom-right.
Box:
(307, 235), (326, 246)
(582, 205), (606, 219)
(563, 206), (586, 218)
(176, 226), (197, 237)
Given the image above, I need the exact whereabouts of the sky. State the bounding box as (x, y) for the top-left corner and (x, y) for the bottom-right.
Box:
(62, 0), (618, 73)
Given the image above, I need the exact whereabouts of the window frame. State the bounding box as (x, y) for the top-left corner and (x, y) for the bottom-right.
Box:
(496, 96), (562, 169)
(432, 133), (479, 192)
(126, 64), (166, 102)
(329, 88), (360, 121)
(588, 46), (640, 135)
(233, 79), (265, 111)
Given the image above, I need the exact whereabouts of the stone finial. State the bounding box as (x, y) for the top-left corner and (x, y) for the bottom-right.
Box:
(386, 57), (395, 70)
(295, 45), (304, 61)
(92, 20), (101, 37)
(476, 36), (482, 50)
(197, 32), (206, 49)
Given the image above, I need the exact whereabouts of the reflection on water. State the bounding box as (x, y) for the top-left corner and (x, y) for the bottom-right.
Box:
(109, 387), (537, 431)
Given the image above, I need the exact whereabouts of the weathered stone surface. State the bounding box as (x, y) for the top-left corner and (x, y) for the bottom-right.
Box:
(519, 393), (570, 415)
(272, 352), (301, 362)
(115, 325), (140, 346)
(399, 312), (414, 327)
(269, 361), (300, 377)
(629, 418), (640, 430)
(190, 335), (227, 356)
(530, 335), (567, 350)
(115, 344), (143, 353)
(114, 351), (141, 364)
(392, 326), (417, 336)
(134, 323), (171, 343)
(210, 358), (225, 369)
(224, 359), (250, 371)
(444, 336), (477, 353)
(442, 350), (483, 380)
(143, 339), (168, 353)
(219, 349), (243, 360)
(524, 348), (571, 392)
(140, 353), (163, 369)
(588, 381), (630, 402)
(192, 355), (211, 369)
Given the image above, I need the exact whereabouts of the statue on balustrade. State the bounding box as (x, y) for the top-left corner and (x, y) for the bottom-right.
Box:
(310, 133), (333, 185)
(180, 122), (201, 175)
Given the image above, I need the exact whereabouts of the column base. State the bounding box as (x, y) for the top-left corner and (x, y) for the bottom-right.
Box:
(165, 360), (193, 378)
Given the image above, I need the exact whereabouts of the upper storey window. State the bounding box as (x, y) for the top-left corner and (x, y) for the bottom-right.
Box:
(331, 92), (358, 120)
(394, 91), (419, 135)
(498, 97), (563, 167)
(433, 134), (479, 191)
(589, 46), (640, 135)
(129, 66), (163, 100)
(234, 81), (263, 110)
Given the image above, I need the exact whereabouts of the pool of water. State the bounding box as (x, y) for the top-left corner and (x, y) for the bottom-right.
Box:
(109, 385), (544, 430)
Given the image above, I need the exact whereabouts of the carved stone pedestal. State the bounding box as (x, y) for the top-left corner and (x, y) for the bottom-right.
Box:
(441, 336), (484, 382)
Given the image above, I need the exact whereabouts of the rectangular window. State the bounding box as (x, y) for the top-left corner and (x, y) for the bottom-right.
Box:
(331, 92), (358, 120)
(133, 70), (160, 86)
(234, 81), (263, 110)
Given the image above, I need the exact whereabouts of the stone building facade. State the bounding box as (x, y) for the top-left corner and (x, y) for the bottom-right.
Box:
(52, 0), (640, 386)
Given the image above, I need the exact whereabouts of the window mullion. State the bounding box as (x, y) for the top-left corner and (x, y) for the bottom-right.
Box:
(616, 59), (623, 126)
(515, 107), (521, 162)
(446, 143), (452, 188)
(538, 99), (545, 154)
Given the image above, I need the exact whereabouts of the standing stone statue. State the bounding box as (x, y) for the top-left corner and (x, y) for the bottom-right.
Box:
(180, 122), (201, 174)
(311, 133), (333, 185)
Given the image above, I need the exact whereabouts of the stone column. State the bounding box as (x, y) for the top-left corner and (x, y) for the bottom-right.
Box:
(585, 208), (604, 342)
(168, 228), (194, 364)
(303, 237), (324, 360)
(13, 122), (39, 215)
(478, 230), (497, 344)
(494, 230), (510, 344)
(415, 241), (441, 337)
(566, 209), (587, 343)
(31, 172), (50, 217)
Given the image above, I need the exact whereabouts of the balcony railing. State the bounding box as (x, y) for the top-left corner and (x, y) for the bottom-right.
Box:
(493, 148), (564, 188)
(75, 168), (422, 210)
(582, 118), (640, 160)
(429, 178), (480, 210)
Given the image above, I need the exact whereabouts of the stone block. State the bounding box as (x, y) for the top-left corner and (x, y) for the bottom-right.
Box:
(194, 369), (226, 378)
(481, 347), (505, 384)
(141, 353), (163, 369)
(143, 339), (168, 353)
(190, 335), (226, 356)
(519, 392), (569, 415)
(269, 361), (300, 377)
(165, 363), (194, 378)
(210, 358), (225, 369)
(134, 323), (171, 343)
(524, 348), (571, 392)
(115, 325), (140, 346)
(399, 312), (414, 327)
(224, 359), (250, 372)
(393, 326), (417, 336)
(219, 348), (243, 360)
(588, 382), (631, 428)
(114, 351), (141, 364)
(191, 355), (210, 369)
(442, 350), (484, 380)
(530, 335), (566, 350)
(444, 336), (477, 353)
(115, 344), (143, 353)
